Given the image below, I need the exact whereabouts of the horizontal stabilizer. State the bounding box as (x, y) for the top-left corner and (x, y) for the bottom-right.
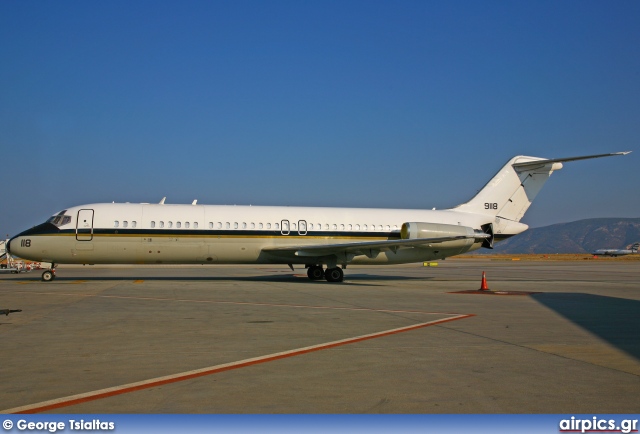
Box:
(512, 151), (631, 169)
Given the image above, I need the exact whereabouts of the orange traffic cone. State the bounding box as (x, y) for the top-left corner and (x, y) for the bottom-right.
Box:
(479, 271), (489, 291)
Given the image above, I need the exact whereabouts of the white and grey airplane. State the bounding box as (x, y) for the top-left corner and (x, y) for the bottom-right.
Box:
(592, 242), (639, 257)
(7, 152), (630, 282)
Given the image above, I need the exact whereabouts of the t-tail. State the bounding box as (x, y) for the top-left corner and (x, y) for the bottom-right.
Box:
(453, 152), (631, 236)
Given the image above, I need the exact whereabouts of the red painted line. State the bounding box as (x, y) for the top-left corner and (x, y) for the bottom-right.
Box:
(4, 314), (473, 414)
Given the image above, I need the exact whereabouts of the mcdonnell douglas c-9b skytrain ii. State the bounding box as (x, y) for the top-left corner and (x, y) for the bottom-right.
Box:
(7, 152), (630, 282)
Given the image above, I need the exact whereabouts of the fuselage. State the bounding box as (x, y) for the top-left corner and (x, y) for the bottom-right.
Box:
(8, 202), (519, 266)
(592, 248), (638, 257)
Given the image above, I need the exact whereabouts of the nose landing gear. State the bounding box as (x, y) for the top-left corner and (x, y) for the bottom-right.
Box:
(42, 265), (56, 282)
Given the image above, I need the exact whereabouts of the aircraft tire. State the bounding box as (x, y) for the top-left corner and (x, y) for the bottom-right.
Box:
(42, 270), (55, 282)
(324, 267), (344, 283)
(307, 266), (324, 280)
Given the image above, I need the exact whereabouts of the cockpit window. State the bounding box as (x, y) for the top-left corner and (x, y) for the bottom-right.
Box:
(47, 210), (70, 227)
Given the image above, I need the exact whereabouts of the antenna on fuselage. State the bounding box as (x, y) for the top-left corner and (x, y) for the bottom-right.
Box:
(159, 197), (166, 205)
(192, 200), (197, 205)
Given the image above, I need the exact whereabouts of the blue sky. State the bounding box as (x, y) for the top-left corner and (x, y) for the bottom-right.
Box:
(1, 1), (638, 237)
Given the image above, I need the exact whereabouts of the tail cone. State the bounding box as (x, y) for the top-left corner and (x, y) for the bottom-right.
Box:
(479, 271), (489, 291)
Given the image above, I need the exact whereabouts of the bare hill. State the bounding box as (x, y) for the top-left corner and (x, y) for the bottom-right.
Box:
(479, 218), (640, 254)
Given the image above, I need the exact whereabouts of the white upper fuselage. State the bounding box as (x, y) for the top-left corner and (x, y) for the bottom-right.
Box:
(74, 202), (489, 234)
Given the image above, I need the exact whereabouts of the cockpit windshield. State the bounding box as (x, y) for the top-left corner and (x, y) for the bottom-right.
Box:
(46, 210), (71, 227)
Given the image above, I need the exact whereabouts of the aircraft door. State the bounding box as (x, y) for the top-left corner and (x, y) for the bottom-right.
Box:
(298, 220), (307, 235)
(76, 209), (94, 241)
(281, 220), (290, 235)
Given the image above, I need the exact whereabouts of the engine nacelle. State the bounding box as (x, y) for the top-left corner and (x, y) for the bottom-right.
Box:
(400, 222), (475, 240)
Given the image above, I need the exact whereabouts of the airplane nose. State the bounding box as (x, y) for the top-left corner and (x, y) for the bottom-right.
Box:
(6, 236), (29, 259)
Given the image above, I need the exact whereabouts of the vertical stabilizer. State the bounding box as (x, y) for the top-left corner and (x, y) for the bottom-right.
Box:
(453, 152), (630, 223)
(454, 156), (562, 222)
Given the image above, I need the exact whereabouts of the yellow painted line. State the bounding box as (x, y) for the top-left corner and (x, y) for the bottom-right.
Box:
(133, 280), (144, 284)
(11, 290), (469, 316)
(71, 280), (87, 284)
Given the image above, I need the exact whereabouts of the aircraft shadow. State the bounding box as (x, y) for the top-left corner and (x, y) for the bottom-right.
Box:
(531, 293), (640, 361)
(7, 274), (430, 284)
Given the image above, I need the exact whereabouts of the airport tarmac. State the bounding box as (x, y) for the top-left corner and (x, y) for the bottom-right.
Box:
(0, 259), (638, 414)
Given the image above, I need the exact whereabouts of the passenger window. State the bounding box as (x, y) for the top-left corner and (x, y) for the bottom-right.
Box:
(132, 221), (137, 228)
(151, 221), (156, 228)
(292, 223), (297, 230)
(355, 224), (360, 230)
(114, 221), (119, 228)
(266, 223), (271, 229)
(168, 221), (173, 228)
(209, 222), (213, 229)
(226, 222), (230, 229)
(332, 224), (337, 230)
(363, 224), (368, 230)
(176, 222), (181, 228)
(385, 225), (390, 231)
(258, 223), (263, 229)
(186, 222), (191, 228)
(325, 224), (329, 230)
(275, 223), (280, 230)
(378, 225), (383, 231)
(123, 221), (128, 228)
(242, 222), (247, 229)
(340, 224), (344, 230)
(348, 224), (352, 230)
(250, 223), (255, 229)
(234, 222), (238, 229)
(309, 223), (314, 230)
(160, 221), (165, 228)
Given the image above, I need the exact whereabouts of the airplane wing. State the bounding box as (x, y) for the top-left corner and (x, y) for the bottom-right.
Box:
(262, 234), (488, 259)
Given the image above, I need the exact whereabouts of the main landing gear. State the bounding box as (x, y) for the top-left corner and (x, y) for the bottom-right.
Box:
(306, 265), (344, 283)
